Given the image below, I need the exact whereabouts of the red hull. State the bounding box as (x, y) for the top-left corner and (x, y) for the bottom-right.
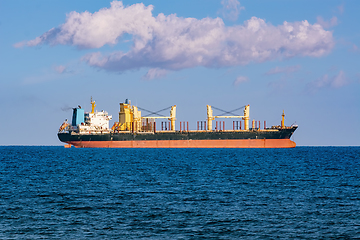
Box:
(67, 139), (296, 148)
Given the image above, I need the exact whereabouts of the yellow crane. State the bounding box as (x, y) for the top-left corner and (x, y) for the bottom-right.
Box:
(115, 100), (176, 131)
(142, 105), (177, 131)
(207, 105), (250, 131)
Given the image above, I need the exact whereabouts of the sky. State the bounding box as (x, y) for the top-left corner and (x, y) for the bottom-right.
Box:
(0, 0), (359, 146)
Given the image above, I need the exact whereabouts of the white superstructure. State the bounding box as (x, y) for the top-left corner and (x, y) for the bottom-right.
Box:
(59, 98), (113, 134)
(80, 110), (112, 131)
(77, 98), (112, 133)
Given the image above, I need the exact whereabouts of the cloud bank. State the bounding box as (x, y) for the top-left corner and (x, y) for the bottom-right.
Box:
(17, 1), (335, 75)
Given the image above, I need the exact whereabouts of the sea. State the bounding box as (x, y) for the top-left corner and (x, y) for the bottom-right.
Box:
(0, 146), (359, 239)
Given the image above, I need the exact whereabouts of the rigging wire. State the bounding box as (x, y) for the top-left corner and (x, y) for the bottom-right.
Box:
(138, 106), (172, 117)
(211, 105), (246, 116)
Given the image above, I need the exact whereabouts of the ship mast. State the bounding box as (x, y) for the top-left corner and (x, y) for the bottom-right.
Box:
(281, 110), (285, 129)
(91, 96), (96, 114)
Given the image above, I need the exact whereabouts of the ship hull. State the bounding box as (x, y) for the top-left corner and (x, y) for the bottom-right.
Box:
(66, 139), (296, 148)
(58, 127), (297, 148)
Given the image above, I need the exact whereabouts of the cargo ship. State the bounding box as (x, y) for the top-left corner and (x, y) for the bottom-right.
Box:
(58, 98), (297, 148)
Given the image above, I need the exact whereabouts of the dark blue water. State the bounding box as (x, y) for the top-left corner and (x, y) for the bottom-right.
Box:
(0, 147), (359, 239)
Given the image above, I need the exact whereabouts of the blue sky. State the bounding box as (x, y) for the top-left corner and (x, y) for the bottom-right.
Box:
(0, 0), (359, 146)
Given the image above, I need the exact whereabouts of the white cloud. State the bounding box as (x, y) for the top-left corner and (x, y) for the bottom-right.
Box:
(331, 70), (347, 88)
(54, 65), (66, 74)
(266, 65), (301, 75)
(218, 0), (245, 21)
(233, 76), (248, 86)
(18, 1), (335, 74)
(21, 1), (156, 49)
(307, 70), (347, 93)
(13, 41), (27, 48)
(316, 16), (338, 29)
(143, 68), (167, 80)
